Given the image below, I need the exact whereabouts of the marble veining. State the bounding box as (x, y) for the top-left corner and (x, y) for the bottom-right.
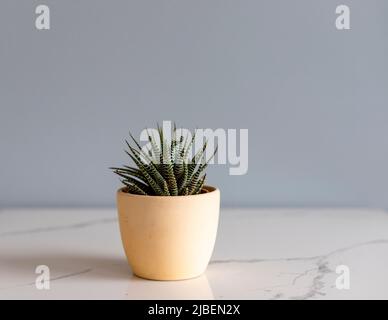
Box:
(0, 217), (116, 238)
(210, 238), (388, 300)
(0, 208), (387, 299)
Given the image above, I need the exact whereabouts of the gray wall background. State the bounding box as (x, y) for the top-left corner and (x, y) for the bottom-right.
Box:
(1, 0), (387, 208)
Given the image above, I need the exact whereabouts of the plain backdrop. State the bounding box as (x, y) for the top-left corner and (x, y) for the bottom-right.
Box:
(0, 0), (387, 208)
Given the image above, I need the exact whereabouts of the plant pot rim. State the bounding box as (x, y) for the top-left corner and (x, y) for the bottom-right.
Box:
(117, 185), (219, 199)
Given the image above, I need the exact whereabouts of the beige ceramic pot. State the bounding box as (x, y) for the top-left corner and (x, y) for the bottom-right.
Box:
(117, 185), (220, 281)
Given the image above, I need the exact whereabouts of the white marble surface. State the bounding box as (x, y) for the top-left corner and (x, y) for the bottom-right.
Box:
(0, 208), (387, 300)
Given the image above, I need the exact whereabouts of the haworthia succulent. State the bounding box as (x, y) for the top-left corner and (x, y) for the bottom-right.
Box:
(112, 123), (217, 196)
(121, 180), (148, 195)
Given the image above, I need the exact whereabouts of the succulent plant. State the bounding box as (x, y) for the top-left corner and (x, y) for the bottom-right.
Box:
(111, 124), (217, 196)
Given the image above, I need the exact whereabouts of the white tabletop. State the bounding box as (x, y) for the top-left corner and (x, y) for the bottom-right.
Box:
(0, 208), (387, 300)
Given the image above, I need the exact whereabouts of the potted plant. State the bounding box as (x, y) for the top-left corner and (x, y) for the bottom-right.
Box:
(111, 124), (220, 280)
